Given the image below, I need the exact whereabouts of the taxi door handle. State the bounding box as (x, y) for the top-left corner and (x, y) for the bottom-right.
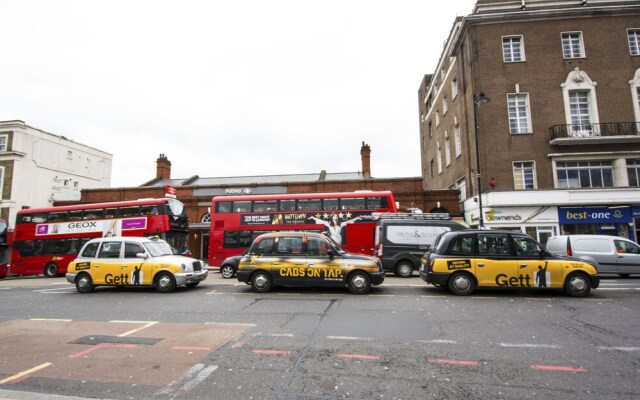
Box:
(477, 263), (485, 267)
(272, 262), (280, 265)
(121, 266), (127, 269)
(519, 264), (528, 268)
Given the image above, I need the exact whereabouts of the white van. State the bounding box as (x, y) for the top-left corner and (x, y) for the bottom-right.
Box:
(545, 235), (640, 277)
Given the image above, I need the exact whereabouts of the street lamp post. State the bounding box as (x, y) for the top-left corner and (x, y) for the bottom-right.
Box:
(473, 91), (490, 229)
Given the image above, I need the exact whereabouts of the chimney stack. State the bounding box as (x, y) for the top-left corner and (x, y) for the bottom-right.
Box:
(360, 141), (371, 179)
(156, 154), (171, 180)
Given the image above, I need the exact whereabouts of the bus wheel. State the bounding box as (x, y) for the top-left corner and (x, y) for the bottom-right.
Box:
(75, 273), (94, 293)
(395, 261), (413, 278)
(220, 264), (235, 279)
(44, 263), (59, 278)
(251, 271), (272, 293)
(347, 271), (371, 294)
(447, 272), (476, 296)
(155, 272), (177, 293)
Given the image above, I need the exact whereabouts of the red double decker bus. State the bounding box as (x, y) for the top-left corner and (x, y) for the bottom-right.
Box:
(208, 191), (397, 267)
(9, 198), (189, 277)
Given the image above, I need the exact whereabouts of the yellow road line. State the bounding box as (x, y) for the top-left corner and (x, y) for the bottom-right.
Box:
(0, 362), (52, 384)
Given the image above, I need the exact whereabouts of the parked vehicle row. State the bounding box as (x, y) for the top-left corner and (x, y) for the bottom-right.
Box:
(46, 228), (640, 297)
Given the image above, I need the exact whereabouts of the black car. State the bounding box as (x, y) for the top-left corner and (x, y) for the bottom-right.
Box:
(219, 250), (248, 279)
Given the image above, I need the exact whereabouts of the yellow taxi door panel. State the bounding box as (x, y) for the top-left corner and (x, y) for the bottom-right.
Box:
(474, 258), (518, 287)
(306, 236), (344, 286)
(516, 259), (562, 289)
(474, 234), (517, 288)
(273, 236), (307, 285)
(90, 261), (107, 285)
(511, 235), (561, 289)
(123, 242), (150, 286)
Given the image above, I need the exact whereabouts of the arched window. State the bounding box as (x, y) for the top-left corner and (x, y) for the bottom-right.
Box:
(201, 213), (211, 223)
(561, 67), (600, 137)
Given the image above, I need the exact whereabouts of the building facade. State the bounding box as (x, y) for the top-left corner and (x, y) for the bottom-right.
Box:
(0, 120), (112, 224)
(62, 146), (461, 261)
(419, 0), (640, 243)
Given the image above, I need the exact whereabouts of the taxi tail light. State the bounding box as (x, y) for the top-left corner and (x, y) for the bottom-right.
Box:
(429, 259), (435, 272)
(567, 248), (572, 256)
(376, 244), (383, 259)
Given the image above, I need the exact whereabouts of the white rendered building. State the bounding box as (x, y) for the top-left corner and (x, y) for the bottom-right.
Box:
(0, 120), (112, 226)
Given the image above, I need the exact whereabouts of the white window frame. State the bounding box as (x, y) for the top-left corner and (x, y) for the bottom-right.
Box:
(454, 119), (462, 157)
(451, 77), (458, 99)
(628, 29), (640, 56)
(67, 151), (73, 160)
(437, 142), (443, 174)
(561, 68), (600, 136)
(502, 35), (525, 63)
(561, 32), (585, 59)
(513, 161), (537, 190)
(457, 177), (467, 202)
(445, 132), (451, 166)
(0, 135), (7, 152)
(0, 166), (4, 198)
(507, 93), (532, 134)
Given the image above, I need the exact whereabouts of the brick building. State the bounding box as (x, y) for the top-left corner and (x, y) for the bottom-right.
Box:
(63, 144), (460, 260)
(419, 0), (640, 243)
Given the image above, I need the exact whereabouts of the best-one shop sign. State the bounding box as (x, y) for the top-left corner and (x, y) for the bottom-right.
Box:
(559, 207), (631, 224)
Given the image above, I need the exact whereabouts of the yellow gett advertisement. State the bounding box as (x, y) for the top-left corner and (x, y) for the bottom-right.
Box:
(66, 236), (208, 293)
(421, 231), (600, 297)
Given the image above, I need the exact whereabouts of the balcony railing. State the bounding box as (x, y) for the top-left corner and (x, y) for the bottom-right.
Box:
(549, 122), (640, 139)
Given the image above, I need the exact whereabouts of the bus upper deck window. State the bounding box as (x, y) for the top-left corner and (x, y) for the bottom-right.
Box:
(340, 198), (365, 210)
(233, 201), (251, 213)
(323, 199), (339, 210)
(297, 199), (321, 211)
(279, 200), (295, 211)
(217, 202), (232, 213)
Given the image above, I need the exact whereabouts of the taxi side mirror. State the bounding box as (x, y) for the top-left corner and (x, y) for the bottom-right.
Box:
(136, 253), (148, 259)
(328, 249), (335, 260)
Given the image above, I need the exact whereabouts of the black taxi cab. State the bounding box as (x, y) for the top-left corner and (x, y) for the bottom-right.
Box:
(66, 236), (208, 293)
(236, 231), (384, 294)
(420, 230), (600, 297)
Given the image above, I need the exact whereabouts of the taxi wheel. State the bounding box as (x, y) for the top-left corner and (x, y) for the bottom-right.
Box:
(347, 271), (371, 294)
(447, 272), (476, 296)
(220, 264), (236, 279)
(155, 272), (177, 293)
(564, 273), (591, 297)
(395, 262), (413, 278)
(44, 263), (59, 278)
(251, 271), (272, 293)
(75, 273), (94, 294)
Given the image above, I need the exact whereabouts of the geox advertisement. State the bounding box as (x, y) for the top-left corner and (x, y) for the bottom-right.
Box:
(35, 218), (148, 237)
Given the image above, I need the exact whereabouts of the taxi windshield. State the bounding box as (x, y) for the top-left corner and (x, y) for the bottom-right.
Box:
(143, 241), (173, 257)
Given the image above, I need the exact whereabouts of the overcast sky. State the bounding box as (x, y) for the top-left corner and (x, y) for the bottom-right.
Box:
(1, 0), (476, 187)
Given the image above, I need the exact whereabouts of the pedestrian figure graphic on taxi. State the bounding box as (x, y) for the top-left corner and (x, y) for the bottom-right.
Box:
(133, 265), (142, 285)
(535, 262), (548, 288)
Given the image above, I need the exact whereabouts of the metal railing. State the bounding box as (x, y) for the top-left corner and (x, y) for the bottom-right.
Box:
(549, 122), (640, 139)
